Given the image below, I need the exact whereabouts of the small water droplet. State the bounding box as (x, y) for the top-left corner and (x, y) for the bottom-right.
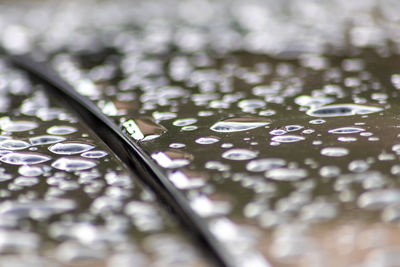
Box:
(0, 139), (31, 150)
(47, 125), (77, 135)
(320, 147), (349, 157)
(195, 137), (220, 145)
(0, 152), (51, 165)
(307, 104), (383, 117)
(271, 135), (305, 143)
(29, 135), (66, 146)
(222, 149), (258, 160)
(211, 117), (270, 133)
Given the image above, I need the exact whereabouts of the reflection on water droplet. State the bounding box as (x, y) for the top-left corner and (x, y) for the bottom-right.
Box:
(0, 139), (30, 150)
(81, 150), (108, 159)
(47, 125), (77, 135)
(1, 120), (38, 132)
(49, 142), (94, 155)
(151, 151), (192, 168)
(122, 118), (167, 141)
(0, 152), (51, 165)
(271, 135), (305, 143)
(52, 157), (97, 171)
(307, 104), (383, 117)
(195, 137), (219, 145)
(246, 158), (286, 172)
(29, 135), (66, 146)
(211, 117), (270, 133)
(295, 95), (335, 107)
(328, 127), (365, 134)
(222, 149), (257, 160)
(320, 147), (349, 157)
(265, 168), (308, 181)
(169, 143), (186, 148)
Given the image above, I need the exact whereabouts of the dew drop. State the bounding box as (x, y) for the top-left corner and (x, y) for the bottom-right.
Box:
(81, 150), (108, 159)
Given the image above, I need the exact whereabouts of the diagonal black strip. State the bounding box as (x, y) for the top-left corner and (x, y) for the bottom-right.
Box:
(9, 54), (237, 267)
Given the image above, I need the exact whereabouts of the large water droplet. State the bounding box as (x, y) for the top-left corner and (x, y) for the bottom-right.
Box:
(0, 139), (31, 150)
(52, 157), (97, 171)
(1, 120), (38, 132)
(46, 125), (77, 135)
(122, 118), (167, 141)
(328, 127), (365, 134)
(0, 152), (51, 165)
(49, 142), (94, 155)
(307, 104), (383, 117)
(211, 117), (270, 133)
(29, 135), (66, 146)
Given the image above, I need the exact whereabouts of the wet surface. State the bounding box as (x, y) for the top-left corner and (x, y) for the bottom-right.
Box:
(3, 0), (400, 266)
(0, 59), (209, 266)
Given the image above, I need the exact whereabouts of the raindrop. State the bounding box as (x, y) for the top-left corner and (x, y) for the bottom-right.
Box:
(265, 168), (308, 181)
(52, 157), (97, 171)
(18, 165), (43, 177)
(81, 150), (108, 159)
(49, 142), (94, 155)
(173, 118), (197, 126)
(47, 125), (77, 135)
(246, 158), (286, 172)
(328, 127), (365, 134)
(0, 139), (31, 150)
(195, 137), (219, 145)
(0, 152), (51, 165)
(358, 189), (400, 210)
(211, 117), (270, 133)
(222, 149), (257, 160)
(29, 135), (66, 146)
(320, 147), (349, 157)
(271, 135), (305, 143)
(1, 120), (38, 132)
(307, 104), (383, 117)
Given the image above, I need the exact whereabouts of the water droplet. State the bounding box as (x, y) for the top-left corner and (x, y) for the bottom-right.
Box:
(195, 137), (219, 145)
(307, 104), (383, 117)
(211, 117), (270, 133)
(151, 151), (192, 168)
(222, 149), (258, 160)
(18, 165), (43, 177)
(47, 125), (77, 135)
(173, 118), (197, 126)
(328, 127), (365, 134)
(1, 120), (38, 132)
(358, 189), (400, 210)
(271, 135), (305, 143)
(0, 139), (31, 150)
(81, 150), (108, 159)
(52, 157), (97, 171)
(246, 158), (286, 172)
(0, 152), (51, 165)
(265, 168), (308, 181)
(122, 118), (167, 141)
(49, 142), (94, 155)
(29, 135), (66, 146)
(320, 147), (349, 157)
(294, 95), (335, 107)
(169, 143), (186, 149)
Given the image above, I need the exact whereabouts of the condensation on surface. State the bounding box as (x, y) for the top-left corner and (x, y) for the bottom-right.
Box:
(3, 0), (400, 266)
